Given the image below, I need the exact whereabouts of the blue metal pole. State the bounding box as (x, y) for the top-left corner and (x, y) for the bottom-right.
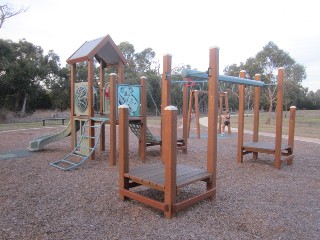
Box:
(181, 69), (265, 87)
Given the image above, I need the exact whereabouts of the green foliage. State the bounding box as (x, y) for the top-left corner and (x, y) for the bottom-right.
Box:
(302, 90), (320, 110)
(117, 42), (161, 113)
(223, 41), (310, 112)
(0, 39), (61, 111)
(49, 66), (71, 111)
(28, 87), (52, 110)
(1, 37), (318, 116)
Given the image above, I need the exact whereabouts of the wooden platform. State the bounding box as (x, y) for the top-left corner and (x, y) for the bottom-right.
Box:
(242, 141), (292, 154)
(241, 141), (294, 167)
(120, 162), (215, 216)
(124, 163), (212, 191)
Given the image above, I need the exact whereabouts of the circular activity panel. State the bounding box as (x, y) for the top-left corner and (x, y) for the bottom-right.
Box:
(74, 82), (89, 116)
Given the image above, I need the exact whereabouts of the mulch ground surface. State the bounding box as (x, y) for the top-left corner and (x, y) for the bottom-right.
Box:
(0, 125), (319, 239)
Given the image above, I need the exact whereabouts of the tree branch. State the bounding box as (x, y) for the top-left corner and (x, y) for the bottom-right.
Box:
(0, 3), (29, 29)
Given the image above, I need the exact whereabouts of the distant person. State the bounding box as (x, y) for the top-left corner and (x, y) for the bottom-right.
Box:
(222, 110), (231, 134)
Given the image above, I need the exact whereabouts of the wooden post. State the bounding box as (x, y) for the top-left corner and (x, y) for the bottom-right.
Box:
(163, 106), (177, 219)
(225, 92), (231, 134)
(140, 76), (147, 161)
(194, 91), (201, 139)
(224, 92), (229, 111)
(109, 73), (117, 166)
(182, 84), (188, 153)
(253, 74), (261, 160)
(207, 47), (219, 200)
(218, 93), (223, 134)
(237, 70), (246, 163)
(118, 105), (129, 201)
(70, 63), (76, 149)
(274, 68), (284, 169)
(161, 54), (172, 155)
(88, 59), (95, 160)
(288, 106), (296, 150)
(100, 61), (105, 151)
(287, 106), (296, 165)
(187, 90), (194, 137)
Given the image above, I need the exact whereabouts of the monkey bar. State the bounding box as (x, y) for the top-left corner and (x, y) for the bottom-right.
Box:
(181, 69), (266, 87)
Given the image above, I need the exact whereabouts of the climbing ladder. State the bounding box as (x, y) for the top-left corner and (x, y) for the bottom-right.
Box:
(49, 118), (108, 171)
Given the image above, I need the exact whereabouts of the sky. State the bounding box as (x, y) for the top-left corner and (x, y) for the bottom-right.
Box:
(2, 0), (320, 91)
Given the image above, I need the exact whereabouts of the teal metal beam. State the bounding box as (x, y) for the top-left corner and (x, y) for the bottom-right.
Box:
(181, 69), (265, 87)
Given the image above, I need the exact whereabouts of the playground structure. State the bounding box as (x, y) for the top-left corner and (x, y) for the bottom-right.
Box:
(128, 54), (188, 155)
(28, 121), (76, 151)
(118, 47), (219, 218)
(187, 89), (230, 138)
(49, 118), (108, 170)
(24, 32), (297, 220)
(182, 67), (296, 169)
(36, 35), (188, 170)
(237, 70), (296, 169)
(28, 33), (296, 172)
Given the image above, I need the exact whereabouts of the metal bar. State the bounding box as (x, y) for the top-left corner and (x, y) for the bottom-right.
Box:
(181, 69), (265, 87)
(171, 80), (208, 84)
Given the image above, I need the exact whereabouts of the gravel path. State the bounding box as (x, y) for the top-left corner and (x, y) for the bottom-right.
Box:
(0, 125), (319, 239)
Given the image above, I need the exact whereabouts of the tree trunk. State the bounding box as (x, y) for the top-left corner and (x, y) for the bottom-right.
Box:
(21, 95), (27, 116)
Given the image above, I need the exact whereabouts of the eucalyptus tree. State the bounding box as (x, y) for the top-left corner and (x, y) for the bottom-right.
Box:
(0, 39), (61, 112)
(49, 66), (71, 111)
(224, 41), (306, 123)
(118, 41), (161, 113)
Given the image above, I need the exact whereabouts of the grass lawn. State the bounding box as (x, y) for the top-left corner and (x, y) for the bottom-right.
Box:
(0, 121), (65, 132)
(1, 110), (319, 139)
(232, 109), (320, 139)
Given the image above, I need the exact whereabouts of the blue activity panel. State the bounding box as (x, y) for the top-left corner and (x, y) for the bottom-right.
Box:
(117, 84), (141, 117)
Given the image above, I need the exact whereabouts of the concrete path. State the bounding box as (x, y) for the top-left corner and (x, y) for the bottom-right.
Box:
(199, 117), (320, 145)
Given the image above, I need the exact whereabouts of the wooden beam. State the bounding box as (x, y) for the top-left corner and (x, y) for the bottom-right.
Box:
(253, 74), (261, 160)
(99, 61), (105, 151)
(161, 54), (172, 156)
(288, 106), (296, 153)
(274, 68), (284, 169)
(187, 90), (193, 138)
(88, 59), (95, 160)
(119, 105), (129, 201)
(207, 47), (218, 199)
(237, 71), (246, 164)
(140, 76), (147, 161)
(70, 64), (76, 149)
(163, 106), (177, 219)
(109, 73), (117, 166)
(182, 84), (188, 153)
(119, 189), (166, 211)
(225, 92), (231, 134)
(194, 91), (200, 139)
(173, 189), (215, 212)
(218, 93), (223, 134)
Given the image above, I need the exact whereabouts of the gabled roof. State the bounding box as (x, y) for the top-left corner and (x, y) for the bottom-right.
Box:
(66, 34), (127, 66)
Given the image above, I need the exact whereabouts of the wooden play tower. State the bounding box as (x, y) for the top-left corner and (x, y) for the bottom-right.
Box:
(118, 47), (219, 218)
(53, 34), (189, 170)
(66, 35), (127, 165)
(237, 69), (296, 169)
